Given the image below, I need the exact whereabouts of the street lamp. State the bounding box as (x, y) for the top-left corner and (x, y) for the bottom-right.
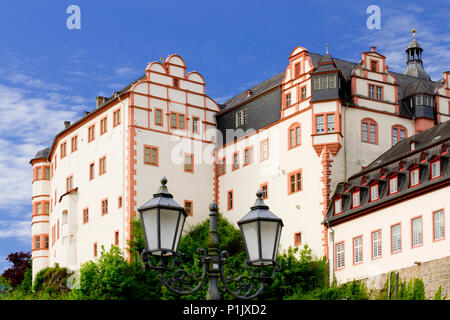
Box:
(138, 177), (283, 300)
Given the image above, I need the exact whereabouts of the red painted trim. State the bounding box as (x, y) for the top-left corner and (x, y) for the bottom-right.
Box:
(287, 122), (301, 150)
(100, 116), (108, 135)
(184, 200), (193, 216)
(71, 135), (78, 153)
(88, 124), (95, 143)
(361, 118), (378, 144)
(243, 146), (254, 166)
(287, 168), (302, 195)
(391, 124), (408, 146)
(260, 182), (268, 199)
(335, 241), (345, 270)
(143, 145), (159, 166)
(82, 207), (89, 224)
(99, 155), (107, 176)
(294, 231), (302, 247)
(101, 198), (109, 216)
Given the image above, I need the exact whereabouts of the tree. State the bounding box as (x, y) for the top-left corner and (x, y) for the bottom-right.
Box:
(2, 251), (31, 288)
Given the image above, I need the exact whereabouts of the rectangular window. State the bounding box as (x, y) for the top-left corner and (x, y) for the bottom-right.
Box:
(391, 224), (401, 253)
(327, 114), (335, 133)
(36, 203), (42, 215)
(294, 232), (302, 246)
(369, 85), (375, 99)
(389, 177), (398, 194)
(35, 236), (41, 250)
(336, 242), (344, 269)
(288, 170), (302, 194)
(294, 63), (301, 78)
(410, 169), (419, 187)
(66, 175), (73, 192)
(353, 236), (363, 264)
(260, 139), (269, 161)
(114, 231), (119, 246)
(100, 117), (107, 135)
(431, 161), (441, 179)
(411, 217), (422, 247)
(313, 77), (320, 90)
(101, 199), (108, 216)
(71, 136), (78, 152)
(352, 191), (360, 208)
(285, 94), (291, 107)
(301, 86), (306, 100)
(329, 75), (336, 89)
(113, 109), (121, 127)
(173, 78), (179, 88)
(89, 163), (95, 180)
(44, 235), (49, 249)
(362, 122), (368, 142)
(155, 109), (163, 126)
(44, 167), (50, 180)
(36, 167), (42, 180)
(178, 114), (185, 129)
(235, 109), (248, 127)
(316, 115), (324, 134)
(60, 142), (67, 159)
(261, 183), (268, 199)
(334, 198), (342, 215)
(94, 243), (98, 257)
(227, 190), (233, 210)
(370, 60), (378, 72)
(83, 208), (89, 224)
(321, 76), (328, 90)
(171, 113), (177, 128)
(193, 117), (200, 133)
(244, 147), (254, 166)
(233, 152), (239, 170)
(44, 202), (49, 215)
(88, 125), (95, 142)
(376, 86), (382, 100)
(217, 158), (226, 176)
(144, 146), (158, 166)
(184, 200), (193, 216)
(370, 184), (379, 201)
(433, 210), (445, 241)
(184, 154), (193, 172)
(372, 230), (382, 259)
(99, 156), (106, 175)
(118, 196), (122, 209)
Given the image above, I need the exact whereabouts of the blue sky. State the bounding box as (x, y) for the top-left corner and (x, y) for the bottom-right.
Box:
(0, 0), (448, 272)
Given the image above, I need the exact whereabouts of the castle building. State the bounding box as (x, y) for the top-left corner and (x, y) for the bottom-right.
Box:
(30, 31), (450, 286)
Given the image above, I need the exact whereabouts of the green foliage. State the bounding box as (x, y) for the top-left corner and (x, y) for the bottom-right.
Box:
(72, 245), (161, 300)
(433, 285), (447, 300)
(33, 263), (71, 295)
(380, 274), (426, 300)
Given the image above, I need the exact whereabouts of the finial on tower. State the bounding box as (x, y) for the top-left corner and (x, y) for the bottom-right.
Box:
(412, 29), (416, 39)
(325, 43), (329, 54)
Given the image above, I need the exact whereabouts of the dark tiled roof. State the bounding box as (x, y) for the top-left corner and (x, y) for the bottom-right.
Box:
(324, 120), (450, 226)
(30, 148), (50, 162)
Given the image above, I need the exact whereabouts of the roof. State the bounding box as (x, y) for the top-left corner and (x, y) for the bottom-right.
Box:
(324, 120), (450, 226)
(30, 148), (50, 163)
(353, 120), (450, 179)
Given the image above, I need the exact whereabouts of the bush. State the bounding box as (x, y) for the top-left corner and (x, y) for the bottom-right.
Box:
(73, 245), (161, 300)
(380, 274), (426, 300)
(33, 263), (71, 296)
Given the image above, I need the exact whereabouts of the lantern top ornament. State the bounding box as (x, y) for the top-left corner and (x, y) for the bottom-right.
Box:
(238, 190), (284, 226)
(137, 177), (184, 213)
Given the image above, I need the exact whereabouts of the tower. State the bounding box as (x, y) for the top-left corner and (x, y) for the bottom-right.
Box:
(30, 148), (51, 280)
(404, 29), (431, 81)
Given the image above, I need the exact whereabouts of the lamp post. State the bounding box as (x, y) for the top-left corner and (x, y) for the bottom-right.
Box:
(137, 177), (283, 300)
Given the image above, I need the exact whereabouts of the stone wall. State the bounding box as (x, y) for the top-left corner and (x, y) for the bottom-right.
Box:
(361, 256), (450, 299)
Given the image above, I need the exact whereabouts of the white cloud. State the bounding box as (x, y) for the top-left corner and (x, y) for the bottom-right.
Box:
(114, 66), (137, 77)
(0, 83), (85, 213)
(0, 221), (30, 242)
(353, 7), (450, 80)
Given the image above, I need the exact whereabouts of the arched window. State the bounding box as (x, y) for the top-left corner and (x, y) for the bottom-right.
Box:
(392, 125), (407, 146)
(288, 122), (301, 149)
(361, 118), (378, 144)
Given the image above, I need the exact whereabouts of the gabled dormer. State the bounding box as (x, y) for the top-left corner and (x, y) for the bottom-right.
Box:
(310, 49), (344, 103)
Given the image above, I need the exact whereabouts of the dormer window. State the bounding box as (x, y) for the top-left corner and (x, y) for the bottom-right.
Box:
(431, 160), (441, 179)
(352, 191), (360, 208)
(285, 93), (291, 107)
(410, 168), (420, 187)
(389, 176), (398, 194)
(334, 198), (342, 215)
(313, 74), (336, 90)
(410, 141), (415, 151)
(370, 184), (379, 201)
(370, 60), (378, 72)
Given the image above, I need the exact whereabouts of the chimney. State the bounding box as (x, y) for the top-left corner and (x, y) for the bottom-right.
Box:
(83, 111), (90, 117)
(371, 46), (376, 52)
(246, 89), (252, 97)
(96, 96), (106, 108)
(64, 121), (71, 129)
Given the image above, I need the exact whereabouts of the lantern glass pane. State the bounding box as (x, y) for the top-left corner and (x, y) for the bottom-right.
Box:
(241, 221), (259, 262)
(260, 221), (278, 262)
(173, 213), (186, 252)
(159, 208), (181, 253)
(141, 208), (159, 253)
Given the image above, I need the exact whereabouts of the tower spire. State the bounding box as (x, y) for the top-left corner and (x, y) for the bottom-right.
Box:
(325, 43), (329, 54)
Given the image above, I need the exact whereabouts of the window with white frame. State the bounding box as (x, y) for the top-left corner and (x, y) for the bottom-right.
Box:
(372, 230), (382, 259)
(235, 108), (248, 127)
(431, 160), (441, 179)
(327, 114), (335, 133)
(334, 198), (342, 215)
(353, 237), (363, 264)
(370, 184), (379, 201)
(391, 224), (401, 253)
(410, 169), (419, 186)
(316, 115), (324, 134)
(389, 177), (398, 194)
(336, 242), (344, 269)
(412, 217), (422, 247)
(352, 191), (360, 208)
(433, 210), (445, 241)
